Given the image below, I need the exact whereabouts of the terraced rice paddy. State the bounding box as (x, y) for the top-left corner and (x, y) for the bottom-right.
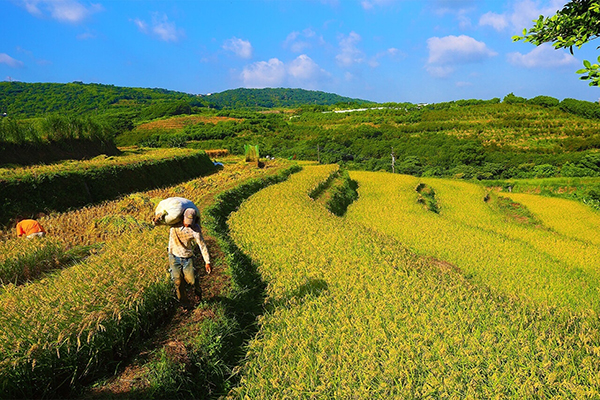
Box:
(0, 147), (199, 180)
(3, 160), (600, 398)
(227, 165), (600, 398)
(347, 172), (600, 313)
(0, 157), (289, 398)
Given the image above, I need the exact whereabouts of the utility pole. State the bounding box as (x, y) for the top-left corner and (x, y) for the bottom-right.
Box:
(317, 144), (320, 164)
(391, 147), (396, 173)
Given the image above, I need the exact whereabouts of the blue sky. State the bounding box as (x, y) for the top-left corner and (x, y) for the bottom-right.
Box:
(2, 0), (600, 104)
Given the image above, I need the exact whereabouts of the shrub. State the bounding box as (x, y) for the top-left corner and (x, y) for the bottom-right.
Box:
(326, 171), (359, 216)
(244, 145), (260, 162)
(528, 95), (559, 108)
(560, 98), (600, 119)
(532, 164), (558, 178)
(503, 93), (527, 104)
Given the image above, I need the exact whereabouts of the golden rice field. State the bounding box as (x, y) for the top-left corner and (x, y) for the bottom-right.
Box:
(501, 192), (600, 246)
(347, 172), (600, 313)
(227, 165), (600, 398)
(0, 157), (291, 397)
(0, 156), (286, 285)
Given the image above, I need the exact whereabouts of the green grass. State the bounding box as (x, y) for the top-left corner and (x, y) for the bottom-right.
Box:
(485, 176), (600, 210)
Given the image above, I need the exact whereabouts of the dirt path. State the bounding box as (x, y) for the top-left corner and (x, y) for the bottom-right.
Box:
(82, 234), (228, 398)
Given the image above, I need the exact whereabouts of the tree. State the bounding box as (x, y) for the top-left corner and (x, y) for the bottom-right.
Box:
(513, 1), (600, 86)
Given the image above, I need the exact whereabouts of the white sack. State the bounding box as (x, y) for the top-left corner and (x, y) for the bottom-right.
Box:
(153, 197), (199, 226)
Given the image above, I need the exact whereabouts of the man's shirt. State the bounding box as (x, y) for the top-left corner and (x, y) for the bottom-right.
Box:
(16, 220), (45, 237)
(168, 224), (210, 262)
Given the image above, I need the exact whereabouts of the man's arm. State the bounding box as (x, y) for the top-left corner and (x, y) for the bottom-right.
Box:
(192, 226), (211, 273)
(16, 223), (24, 237)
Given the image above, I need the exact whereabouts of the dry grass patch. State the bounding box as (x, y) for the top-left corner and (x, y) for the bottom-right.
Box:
(136, 115), (241, 131)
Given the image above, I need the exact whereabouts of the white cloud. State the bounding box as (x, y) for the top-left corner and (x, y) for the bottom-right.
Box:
(15, 47), (50, 66)
(133, 13), (185, 42)
(457, 14), (472, 30)
(479, 11), (508, 31)
(336, 31), (365, 67)
(480, 0), (565, 33)
(288, 55), (320, 80)
(456, 81), (473, 87)
(361, 0), (397, 10)
(425, 65), (455, 78)
(241, 58), (286, 88)
(133, 18), (148, 33)
(429, 1), (474, 29)
(425, 35), (496, 78)
(432, 0), (475, 15)
(510, 0), (564, 33)
(507, 43), (578, 68)
(427, 35), (497, 65)
(20, 0), (102, 23)
(223, 37), (253, 59)
(288, 54), (330, 88)
(152, 14), (184, 42)
(0, 54), (24, 68)
(77, 32), (96, 40)
(369, 47), (403, 67)
(241, 55), (330, 89)
(284, 28), (321, 53)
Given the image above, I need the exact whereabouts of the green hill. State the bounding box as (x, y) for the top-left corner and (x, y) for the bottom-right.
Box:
(0, 81), (197, 117)
(0, 82), (369, 118)
(201, 87), (368, 109)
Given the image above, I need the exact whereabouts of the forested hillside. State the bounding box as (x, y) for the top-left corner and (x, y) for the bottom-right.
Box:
(0, 82), (198, 117)
(202, 87), (367, 109)
(4, 81), (600, 188)
(0, 82), (367, 118)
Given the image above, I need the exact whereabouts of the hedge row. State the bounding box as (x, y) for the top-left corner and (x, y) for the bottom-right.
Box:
(0, 139), (120, 166)
(0, 151), (215, 227)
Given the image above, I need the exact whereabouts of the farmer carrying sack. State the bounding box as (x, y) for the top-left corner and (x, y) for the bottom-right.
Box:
(152, 197), (199, 226)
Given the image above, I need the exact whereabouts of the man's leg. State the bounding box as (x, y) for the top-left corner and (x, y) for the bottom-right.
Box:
(168, 254), (189, 305)
(26, 232), (45, 239)
(181, 257), (201, 300)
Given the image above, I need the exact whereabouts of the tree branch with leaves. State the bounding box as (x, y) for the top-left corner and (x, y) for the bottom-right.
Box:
(513, 0), (600, 86)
